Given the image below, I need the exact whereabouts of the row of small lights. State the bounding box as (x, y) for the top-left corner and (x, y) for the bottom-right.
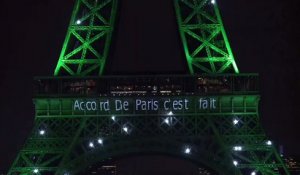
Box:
(36, 115), (272, 174)
(86, 111), (194, 175)
(232, 117), (273, 175)
(37, 111), (175, 137)
(232, 140), (272, 159)
(88, 111), (175, 149)
(89, 138), (104, 148)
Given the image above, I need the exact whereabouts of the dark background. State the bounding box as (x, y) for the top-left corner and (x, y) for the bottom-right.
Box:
(1, 0), (300, 172)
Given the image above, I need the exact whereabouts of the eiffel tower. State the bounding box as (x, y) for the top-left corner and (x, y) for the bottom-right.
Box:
(8, 0), (290, 174)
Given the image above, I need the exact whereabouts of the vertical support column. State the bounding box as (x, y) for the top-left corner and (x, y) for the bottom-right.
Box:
(174, 0), (239, 74)
(54, 0), (118, 76)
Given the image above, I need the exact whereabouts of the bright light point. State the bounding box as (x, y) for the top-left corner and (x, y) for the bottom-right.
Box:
(266, 140), (272, 146)
(89, 142), (94, 148)
(123, 127), (128, 133)
(251, 171), (256, 175)
(233, 146), (243, 151)
(168, 111), (174, 116)
(111, 116), (116, 121)
(233, 119), (239, 125)
(185, 148), (191, 154)
(97, 138), (103, 145)
(211, 0), (215, 4)
(39, 130), (45, 135)
(233, 160), (238, 166)
(33, 169), (39, 173)
(164, 118), (170, 125)
(76, 19), (81, 24)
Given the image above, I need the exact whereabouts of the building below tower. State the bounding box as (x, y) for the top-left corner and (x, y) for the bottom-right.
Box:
(285, 157), (300, 174)
(198, 167), (212, 175)
(82, 164), (117, 175)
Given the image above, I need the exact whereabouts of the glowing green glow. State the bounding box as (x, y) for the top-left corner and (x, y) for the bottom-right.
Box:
(54, 0), (117, 76)
(175, 0), (239, 74)
(7, 0), (291, 174)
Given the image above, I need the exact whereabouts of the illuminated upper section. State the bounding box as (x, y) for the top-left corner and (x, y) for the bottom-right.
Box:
(54, 0), (117, 76)
(54, 0), (239, 76)
(175, 0), (239, 74)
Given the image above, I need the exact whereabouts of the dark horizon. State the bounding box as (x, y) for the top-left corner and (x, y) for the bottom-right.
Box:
(1, 0), (300, 172)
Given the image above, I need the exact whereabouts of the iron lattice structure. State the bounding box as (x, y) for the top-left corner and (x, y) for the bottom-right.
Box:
(8, 0), (290, 175)
(175, 0), (239, 74)
(54, 0), (117, 76)
(54, 0), (238, 76)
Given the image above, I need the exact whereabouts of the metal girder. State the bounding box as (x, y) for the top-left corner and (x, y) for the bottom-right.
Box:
(8, 0), (290, 174)
(8, 94), (290, 175)
(54, 0), (239, 76)
(54, 0), (117, 76)
(174, 0), (239, 74)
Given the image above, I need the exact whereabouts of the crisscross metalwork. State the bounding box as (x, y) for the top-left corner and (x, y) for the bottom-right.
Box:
(8, 0), (290, 175)
(175, 0), (239, 74)
(54, 0), (117, 76)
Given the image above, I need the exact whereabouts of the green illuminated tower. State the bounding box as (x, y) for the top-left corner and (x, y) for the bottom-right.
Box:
(175, 0), (239, 74)
(8, 0), (290, 175)
(54, 0), (117, 76)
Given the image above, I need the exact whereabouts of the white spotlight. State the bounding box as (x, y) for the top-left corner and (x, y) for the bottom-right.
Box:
(185, 147), (191, 154)
(167, 111), (174, 116)
(33, 169), (39, 173)
(233, 146), (243, 151)
(233, 160), (238, 166)
(123, 126), (129, 133)
(251, 171), (256, 175)
(76, 19), (81, 25)
(89, 142), (94, 148)
(211, 0), (216, 4)
(266, 140), (272, 146)
(39, 130), (45, 135)
(233, 119), (239, 125)
(111, 116), (116, 121)
(164, 117), (170, 125)
(97, 138), (103, 145)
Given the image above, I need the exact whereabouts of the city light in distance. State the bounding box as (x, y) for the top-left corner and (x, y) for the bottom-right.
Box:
(233, 160), (238, 166)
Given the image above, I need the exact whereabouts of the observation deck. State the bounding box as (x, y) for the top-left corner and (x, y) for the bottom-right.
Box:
(34, 74), (259, 97)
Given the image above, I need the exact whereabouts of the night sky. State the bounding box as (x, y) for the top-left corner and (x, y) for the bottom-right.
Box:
(1, 0), (300, 172)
